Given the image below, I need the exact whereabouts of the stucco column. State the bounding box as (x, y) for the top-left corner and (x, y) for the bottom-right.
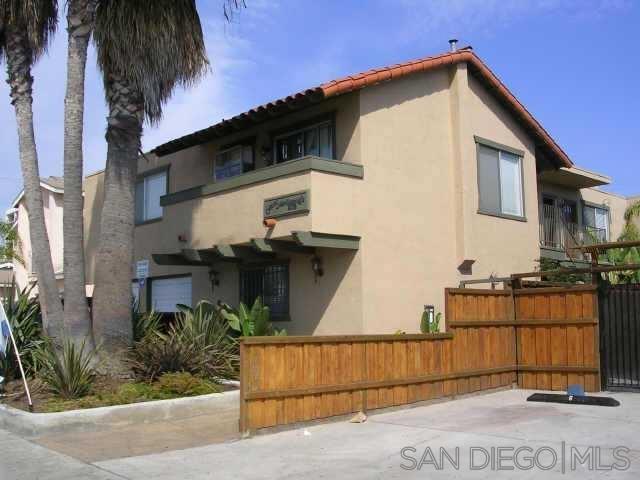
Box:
(448, 63), (476, 275)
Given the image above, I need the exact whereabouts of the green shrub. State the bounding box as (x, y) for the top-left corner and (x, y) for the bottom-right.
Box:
(129, 300), (239, 381)
(420, 310), (442, 334)
(37, 339), (97, 399)
(220, 297), (287, 336)
(1, 285), (46, 380)
(155, 372), (220, 396)
(128, 330), (207, 381)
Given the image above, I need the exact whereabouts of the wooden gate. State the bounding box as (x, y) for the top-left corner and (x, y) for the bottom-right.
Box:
(447, 285), (600, 393)
(513, 286), (600, 392)
(599, 283), (640, 391)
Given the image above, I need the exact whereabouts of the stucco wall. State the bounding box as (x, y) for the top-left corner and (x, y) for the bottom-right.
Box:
(83, 170), (105, 284)
(356, 65), (541, 333)
(358, 68), (458, 333)
(13, 187), (64, 294)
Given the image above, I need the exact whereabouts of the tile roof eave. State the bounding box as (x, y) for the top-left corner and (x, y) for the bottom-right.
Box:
(153, 50), (572, 169)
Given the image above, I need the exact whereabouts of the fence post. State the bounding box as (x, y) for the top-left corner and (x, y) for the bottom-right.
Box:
(239, 339), (249, 436)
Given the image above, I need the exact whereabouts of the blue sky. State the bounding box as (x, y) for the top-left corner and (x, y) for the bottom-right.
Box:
(1, 0), (638, 213)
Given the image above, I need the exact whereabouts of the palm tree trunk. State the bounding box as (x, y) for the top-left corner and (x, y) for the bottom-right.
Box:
(92, 74), (144, 355)
(63, 0), (97, 346)
(5, 28), (64, 339)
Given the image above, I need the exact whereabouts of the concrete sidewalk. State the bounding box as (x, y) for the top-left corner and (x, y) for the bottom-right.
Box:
(3, 389), (639, 479)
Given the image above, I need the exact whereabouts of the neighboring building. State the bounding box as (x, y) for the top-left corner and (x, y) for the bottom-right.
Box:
(9, 177), (65, 295)
(83, 45), (635, 334)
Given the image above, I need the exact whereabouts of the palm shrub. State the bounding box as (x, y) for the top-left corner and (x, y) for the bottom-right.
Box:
(37, 338), (97, 399)
(0, 284), (46, 380)
(220, 297), (287, 336)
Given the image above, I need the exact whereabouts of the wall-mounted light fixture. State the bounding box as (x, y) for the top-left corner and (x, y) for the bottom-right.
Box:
(209, 269), (220, 291)
(424, 304), (435, 327)
(311, 255), (324, 282)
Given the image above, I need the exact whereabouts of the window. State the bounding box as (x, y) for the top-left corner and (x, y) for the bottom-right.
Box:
(583, 204), (609, 242)
(477, 144), (524, 218)
(135, 171), (166, 223)
(274, 121), (333, 163)
(150, 276), (192, 313)
(240, 263), (289, 319)
(215, 145), (254, 180)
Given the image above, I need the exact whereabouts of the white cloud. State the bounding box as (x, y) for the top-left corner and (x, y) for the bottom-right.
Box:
(397, 0), (632, 42)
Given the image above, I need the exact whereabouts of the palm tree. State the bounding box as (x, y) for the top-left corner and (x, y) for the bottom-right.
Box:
(621, 199), (640, 241)
(91, 0), (209, 353)
(63, 0), (98, 346)
(0, 0), (65, 339)
(604, 199), (640, 284)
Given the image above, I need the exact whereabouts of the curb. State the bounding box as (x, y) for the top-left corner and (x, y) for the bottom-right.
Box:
(0, 389), (239, 438)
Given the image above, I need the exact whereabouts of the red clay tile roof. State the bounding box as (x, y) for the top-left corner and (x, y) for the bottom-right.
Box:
(153, 49), (572, 168)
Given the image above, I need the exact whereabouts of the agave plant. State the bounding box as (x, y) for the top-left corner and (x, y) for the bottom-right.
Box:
(132, 308), (162, 342)
(129, 300), (239, 381)
(37, 338), (97, 399)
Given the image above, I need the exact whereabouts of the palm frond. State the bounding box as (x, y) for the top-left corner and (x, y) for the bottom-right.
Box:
(0, 0), (58, 63)
(93, 0), (209, 124)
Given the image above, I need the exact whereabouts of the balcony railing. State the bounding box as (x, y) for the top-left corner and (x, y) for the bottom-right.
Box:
(539, 204), (607, 251)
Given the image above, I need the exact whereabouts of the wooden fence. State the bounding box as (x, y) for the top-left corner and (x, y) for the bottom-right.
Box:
(239, 285), (600, 433)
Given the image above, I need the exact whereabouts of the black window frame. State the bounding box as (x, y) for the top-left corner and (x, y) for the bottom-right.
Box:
(239, 261), (290, 321)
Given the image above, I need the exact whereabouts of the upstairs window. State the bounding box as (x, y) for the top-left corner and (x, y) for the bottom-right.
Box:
(477, 142), (524, 219)
(215, 145), (254, 180)
(583, 204), (609, 242)
(275, 121), (333, 163)
(135, 170), (166, 223)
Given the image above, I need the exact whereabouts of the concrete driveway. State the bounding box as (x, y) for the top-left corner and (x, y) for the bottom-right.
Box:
(2, 389), (639, 479)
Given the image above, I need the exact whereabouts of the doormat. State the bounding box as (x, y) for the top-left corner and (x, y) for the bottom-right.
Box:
(526, 393), (620, 407)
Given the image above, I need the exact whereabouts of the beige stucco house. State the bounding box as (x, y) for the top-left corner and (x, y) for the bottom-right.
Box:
(82, 46), (634, 335)
(8, 177), (65, 296)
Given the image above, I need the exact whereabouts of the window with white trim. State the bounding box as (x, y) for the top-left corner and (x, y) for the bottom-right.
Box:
(135, 171), (166, 223)
(583, 204), (610, 242)
(215, 145), (254, 180)
(477, 144), (524, 218)
(274, 121), (333, 163)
